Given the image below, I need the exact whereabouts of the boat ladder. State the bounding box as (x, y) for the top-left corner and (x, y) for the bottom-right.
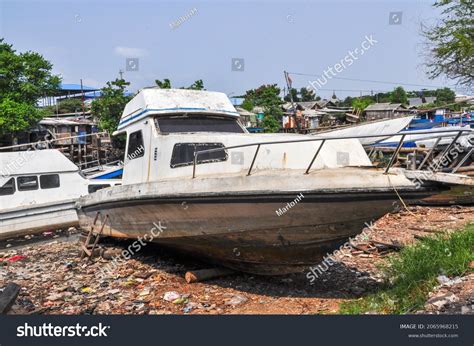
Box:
(80, 212), (109, 260)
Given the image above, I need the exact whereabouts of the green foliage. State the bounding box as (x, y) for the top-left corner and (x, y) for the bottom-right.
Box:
(390, 86), (408, 104)
(283, 87), (316, 102)
(155, 78), (171, 89)
(0, 98), (46, 135)
(56, 98), (83, 114)
(300, 87), (316, 101)
(241, 98), (254, 112)
(187, 79), (204, 90)
(91, 78), (133, 134)
(352, 97), (374, 112)
(435, 87), (456, 105)
(0, 38), (60, 134)
(340, 225), (474, 314)
(262, 114), (281, 133)
(244, 84), (283, 132)
(154, 78), (205, 90)
(422, 0), (474, 88)
(283, 88), (299, 102)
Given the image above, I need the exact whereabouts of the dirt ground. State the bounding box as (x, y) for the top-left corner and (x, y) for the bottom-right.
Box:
(1, 205), (473, 315)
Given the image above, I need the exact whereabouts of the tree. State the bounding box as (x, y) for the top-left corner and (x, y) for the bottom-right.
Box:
(390, 86), (408, 104)
(243, 84), (283, 133)
(187, 79), (204, 90)
(155, 78), (171, 89)
(91, 78), (133, 135)
(0, 39), (60, 136)
(352, 97), (374, 112)
(300, 87), (316, 101)
(154, 78), (205, 90)
(283, 88), (299, 102)
(435, 87), (456, 104)
(56, 98), (84, 114)
(422, 0), (474, 89)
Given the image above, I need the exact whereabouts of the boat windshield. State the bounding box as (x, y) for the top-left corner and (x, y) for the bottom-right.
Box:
(154, 115), (244, 133)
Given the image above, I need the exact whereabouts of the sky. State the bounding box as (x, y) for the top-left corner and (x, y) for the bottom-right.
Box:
(0, 0), (461, 99)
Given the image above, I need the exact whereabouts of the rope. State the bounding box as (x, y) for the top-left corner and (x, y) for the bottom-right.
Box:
(387, 174), (418, 217)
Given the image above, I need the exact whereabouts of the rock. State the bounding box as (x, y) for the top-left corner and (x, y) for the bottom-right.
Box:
(436, 275), (450, 285)
(426, 293), (459, 310)
(469, 261), (474, 269)
(350, 287), (365, 295)
(224, 294), (248, 306)
(461, 306), (471, 314)
(45, 293), (64, 301)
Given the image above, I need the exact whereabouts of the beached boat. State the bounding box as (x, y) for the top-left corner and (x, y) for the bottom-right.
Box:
(376, 126), (473, 148)
(314, 116), (413, 145)
(76, 88), (441, 275)
(0, 149), (120, 240)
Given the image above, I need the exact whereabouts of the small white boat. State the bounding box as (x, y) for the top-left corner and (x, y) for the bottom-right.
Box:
(377, 126), (473, 148)
(314, 116), (414, 145)
(0, 149), (120, 240)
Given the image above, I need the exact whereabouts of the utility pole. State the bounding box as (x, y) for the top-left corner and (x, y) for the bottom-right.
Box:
(80, 79), (85, 117)
(119, 69), (124, 79)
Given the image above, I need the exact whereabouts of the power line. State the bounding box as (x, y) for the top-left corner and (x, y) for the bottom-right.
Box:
(286, 71), (452, 89)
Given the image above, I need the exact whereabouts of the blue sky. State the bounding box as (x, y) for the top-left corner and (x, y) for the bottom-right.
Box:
(0, 0), (457, 99)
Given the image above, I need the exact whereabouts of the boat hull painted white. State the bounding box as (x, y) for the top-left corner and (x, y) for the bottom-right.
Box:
(0, 201), (79, 240)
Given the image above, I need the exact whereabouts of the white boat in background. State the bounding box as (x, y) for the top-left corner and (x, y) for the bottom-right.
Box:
(377, 125), (473, 148)
(314, 116), (413, 145)
(0, 149), (120, 240)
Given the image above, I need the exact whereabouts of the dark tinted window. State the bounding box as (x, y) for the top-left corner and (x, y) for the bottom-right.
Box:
(40, 174), (60, 189)
(17, 176), (38, 191)
(127, 131), (145, 160)
(88, 184), (111, 194)
(0, 178), (15, 196)
(171, 143), (227, 168)
(156, 115), (244, 133)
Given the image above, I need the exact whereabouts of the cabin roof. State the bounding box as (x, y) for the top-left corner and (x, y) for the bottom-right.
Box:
(0, 149), (78, 178)
(118, 88), (239, 130)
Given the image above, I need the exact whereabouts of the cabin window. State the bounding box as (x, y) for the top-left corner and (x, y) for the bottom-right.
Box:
(17, 176), (38, 191)
(170, 143), (227, 168)
(127, 130), (145, 160)
(0, 178), (15, 196)
(88, 184), (111, 193)
(40, 174), (60, 189)
(155, 115), (244, 133)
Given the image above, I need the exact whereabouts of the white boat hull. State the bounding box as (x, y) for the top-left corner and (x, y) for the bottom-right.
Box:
(0, 200), (79, 240)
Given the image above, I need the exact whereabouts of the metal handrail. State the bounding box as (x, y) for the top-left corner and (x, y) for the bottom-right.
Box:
(191, 128), (471, 178)
(0, 132), (107, 151)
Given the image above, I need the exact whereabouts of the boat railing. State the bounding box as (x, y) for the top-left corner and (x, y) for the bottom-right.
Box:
(191, 128), (472, 178)
(0, 132), (107, 151)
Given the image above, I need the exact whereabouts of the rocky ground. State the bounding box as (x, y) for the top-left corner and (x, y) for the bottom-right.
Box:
(0, 205), (473, 315)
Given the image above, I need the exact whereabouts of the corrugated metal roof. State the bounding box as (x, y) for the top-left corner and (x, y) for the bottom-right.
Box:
(365, 103), (405, 111)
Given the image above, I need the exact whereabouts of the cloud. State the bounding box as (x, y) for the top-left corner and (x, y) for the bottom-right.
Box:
(114, 46), (148, 58)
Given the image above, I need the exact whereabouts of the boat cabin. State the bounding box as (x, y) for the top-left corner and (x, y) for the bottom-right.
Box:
(116, 88), (373, 185)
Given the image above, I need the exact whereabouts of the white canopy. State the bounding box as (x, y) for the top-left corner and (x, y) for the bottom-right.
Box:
(118, 88), (239, 130)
